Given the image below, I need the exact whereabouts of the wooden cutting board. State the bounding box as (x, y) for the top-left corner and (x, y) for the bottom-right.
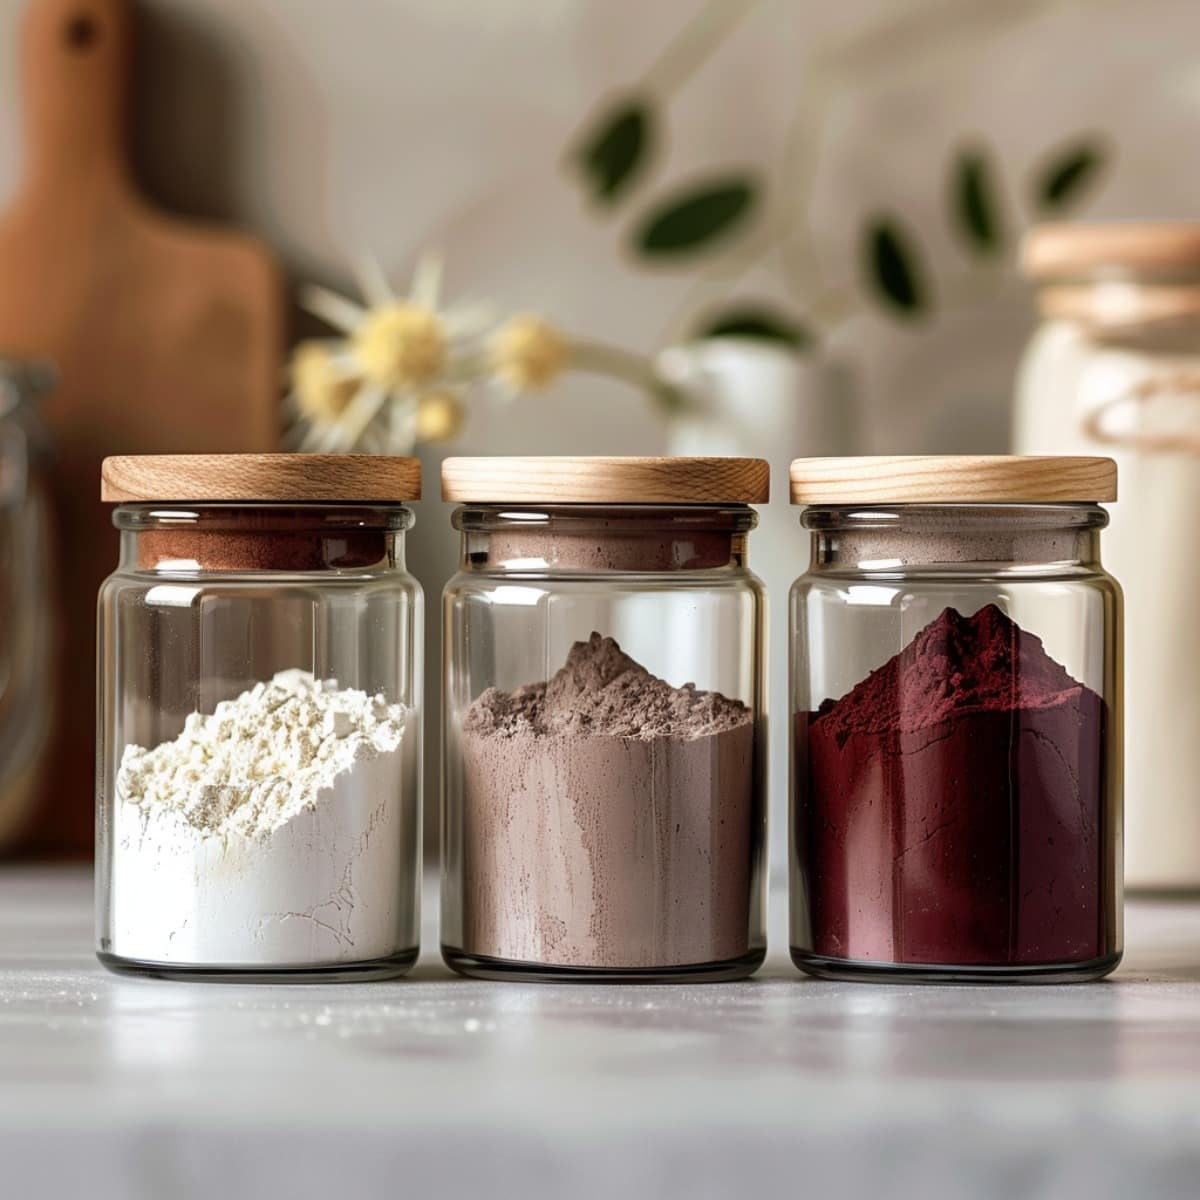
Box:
(0, 0), (282, 855)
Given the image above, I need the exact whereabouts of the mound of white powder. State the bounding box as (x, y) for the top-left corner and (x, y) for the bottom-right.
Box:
(106, 670), (417, 969)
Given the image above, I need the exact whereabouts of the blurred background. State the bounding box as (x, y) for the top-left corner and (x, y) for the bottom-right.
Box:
(1, 0), (1199, 864)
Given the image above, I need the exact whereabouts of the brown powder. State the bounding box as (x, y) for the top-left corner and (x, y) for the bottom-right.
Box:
(129, 508), (395, 571)
(459, 633), (755, 970)
(137, 528), (387, 571)
(482, 529), (735, 571)
(460, 507), (749, 573)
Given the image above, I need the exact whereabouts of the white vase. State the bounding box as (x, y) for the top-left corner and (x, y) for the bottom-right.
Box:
(660, 340), (855, 875)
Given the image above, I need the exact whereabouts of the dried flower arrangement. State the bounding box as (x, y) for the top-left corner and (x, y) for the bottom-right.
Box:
(287, 255), (679, 453)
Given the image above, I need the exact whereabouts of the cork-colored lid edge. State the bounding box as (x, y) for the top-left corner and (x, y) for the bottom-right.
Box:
(101, 454), (423, 503)
(1022, 221), (1200, 279)
(789, 456), (1117, 504)
(442, 456), (770, 504)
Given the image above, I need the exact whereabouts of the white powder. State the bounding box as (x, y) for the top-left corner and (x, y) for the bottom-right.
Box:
(106, 670), (417, 968)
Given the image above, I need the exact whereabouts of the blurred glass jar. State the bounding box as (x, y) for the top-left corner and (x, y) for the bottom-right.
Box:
(789, 457), (1122, 983)
(0, 358), (55, 852)
(96, 454), (423, 981)
(1016, 224), (1200, 891)
(440, 456), (768, 982)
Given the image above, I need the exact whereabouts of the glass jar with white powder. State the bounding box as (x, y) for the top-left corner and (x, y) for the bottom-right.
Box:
(440, 457), (768, 982)
(96, 454), (423, 981)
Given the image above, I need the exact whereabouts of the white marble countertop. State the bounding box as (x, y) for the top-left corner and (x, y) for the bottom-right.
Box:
(3, 868), (1200, 1199)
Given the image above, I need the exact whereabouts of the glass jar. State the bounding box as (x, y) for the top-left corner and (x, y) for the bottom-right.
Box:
(440, 456), (768, 982)
(0, 358), (55, 851)
(789, 456), (1122, 983)
(1016, 223), (1200, 892)
(96, 454), (423, 981)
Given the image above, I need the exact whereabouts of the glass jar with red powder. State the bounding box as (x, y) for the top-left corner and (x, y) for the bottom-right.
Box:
(789, 456), (1122, 983)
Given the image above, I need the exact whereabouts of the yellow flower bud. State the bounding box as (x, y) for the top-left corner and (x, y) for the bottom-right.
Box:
(354, 303), (447, 390)
(416, 389), (466, 443)
(491, 315), (570, 393)
(290, 341), (359, 422)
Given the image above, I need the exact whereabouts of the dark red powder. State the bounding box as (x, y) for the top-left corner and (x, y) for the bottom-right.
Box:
(796, 605), (1115, 971)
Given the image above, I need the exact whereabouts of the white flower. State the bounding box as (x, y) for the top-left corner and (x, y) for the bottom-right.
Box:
(288, 253), (494, 453)
(490, 315), (571, 395)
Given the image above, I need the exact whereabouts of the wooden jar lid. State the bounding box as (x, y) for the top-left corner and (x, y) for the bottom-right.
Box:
(1022, 222), (1200, 279)
(789, 456), (1117, 505)
(101, 454), (422, 503)
(441, 456), (770, 504)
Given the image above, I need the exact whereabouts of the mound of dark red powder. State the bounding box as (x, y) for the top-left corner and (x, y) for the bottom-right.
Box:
(814, 604), (1087, 741)
(796, 605), (1115, 970)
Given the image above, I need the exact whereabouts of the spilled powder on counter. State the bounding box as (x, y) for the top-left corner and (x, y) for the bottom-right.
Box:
(459, 633), (755, 970)
(108, 670), (415, 967)
(798, 605), (1111, 967)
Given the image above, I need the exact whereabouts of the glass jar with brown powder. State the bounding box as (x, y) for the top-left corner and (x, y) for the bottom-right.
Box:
(440, 456), (768, 981)
(789, 456), (1122, 983)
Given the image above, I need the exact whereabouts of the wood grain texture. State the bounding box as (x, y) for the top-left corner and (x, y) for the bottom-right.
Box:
(102, 454), (422, 503)
(789, 456), (1117, 504)
(1023, 222), (1200, 279)
(442, 457), (770, 504)
(0, 0), (282, 855)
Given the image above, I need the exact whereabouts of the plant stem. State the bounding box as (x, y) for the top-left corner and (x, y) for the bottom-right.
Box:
(570, 340), (685, 411)
(643, 0), (762, 96)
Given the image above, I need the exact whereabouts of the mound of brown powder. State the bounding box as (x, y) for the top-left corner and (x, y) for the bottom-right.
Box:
(458, 634), (757, 971)
(464, 632), (751, 740)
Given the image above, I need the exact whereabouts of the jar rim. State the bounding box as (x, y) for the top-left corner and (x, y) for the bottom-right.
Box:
(801, 502), (1109, 531)
(113, 502), (414, 532)
(452, 503), (758, 534)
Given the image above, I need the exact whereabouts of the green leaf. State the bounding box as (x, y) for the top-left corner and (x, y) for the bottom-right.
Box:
(635, 178), (757, 257)
(865, 219), (927, 317)
(574, 97), (652, 203)
(952, 147), (1003, 255)
(1035, 140), (1105, 212)
(698, 306), (813, 350)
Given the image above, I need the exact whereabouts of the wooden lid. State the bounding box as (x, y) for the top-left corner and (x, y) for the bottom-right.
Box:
(789, 456), (1117, 504)
(101, 454), (422, 503)
(441, 457), (770, 504)
(1023, 223), (1200, 280)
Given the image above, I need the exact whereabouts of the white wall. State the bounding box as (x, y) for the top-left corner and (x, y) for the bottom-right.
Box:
(2, 0), (1198, 458)
(4, 0), (1199, 864)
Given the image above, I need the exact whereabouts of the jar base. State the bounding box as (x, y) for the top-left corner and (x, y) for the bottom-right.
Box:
(791, 948), (1122, 984)
(442, 945), (765, 983)
(96, 946), (419, 983)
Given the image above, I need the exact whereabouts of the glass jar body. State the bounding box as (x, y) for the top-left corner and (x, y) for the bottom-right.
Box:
(0, 371), (54, 851)
(96, 504), (423, 981)
(790, 505), (1122, 982)
(1016, 299), (1200, 891)
(441, 505), (767, 981)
